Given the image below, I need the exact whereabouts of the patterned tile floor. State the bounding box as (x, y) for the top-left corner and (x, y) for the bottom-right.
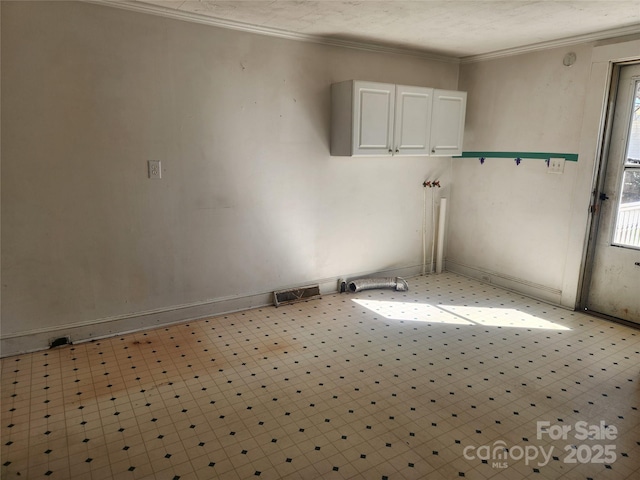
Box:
(1, 273), (639, 479)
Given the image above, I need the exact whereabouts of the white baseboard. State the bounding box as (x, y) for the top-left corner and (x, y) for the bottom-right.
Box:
(0, 264), (423, 358)
(446, 258), (563, 306)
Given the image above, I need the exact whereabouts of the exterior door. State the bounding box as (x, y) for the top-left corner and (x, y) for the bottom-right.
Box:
(352, 81), (395, 156)
(586, 63), (640, 323)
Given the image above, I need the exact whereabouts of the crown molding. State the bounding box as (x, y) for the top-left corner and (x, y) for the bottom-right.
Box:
(84, 0), (460, 64)
(460, 24), (640, 63)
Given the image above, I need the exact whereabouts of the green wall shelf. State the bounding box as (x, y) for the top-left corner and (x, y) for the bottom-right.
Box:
(456, 151), (579, 162)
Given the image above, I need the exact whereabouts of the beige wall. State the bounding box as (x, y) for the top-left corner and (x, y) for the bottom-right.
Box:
(461, 46), (593, 153)
(1, 1), (458, 352)
(448, 39), (640, 306)
(448, 45), (593, 303)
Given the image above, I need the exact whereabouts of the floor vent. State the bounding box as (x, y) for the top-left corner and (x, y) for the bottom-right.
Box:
(49, 336), (71, 348)
(273, 285), (321, 307)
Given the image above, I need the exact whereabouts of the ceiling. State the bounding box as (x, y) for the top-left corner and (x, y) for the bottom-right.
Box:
(113, 0), (640, 59)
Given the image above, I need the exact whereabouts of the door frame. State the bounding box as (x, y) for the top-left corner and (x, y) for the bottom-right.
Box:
(577, 55), (640, 322)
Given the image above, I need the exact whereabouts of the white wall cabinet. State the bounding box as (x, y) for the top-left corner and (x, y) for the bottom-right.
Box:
(353, 81), (395, 156)
(331, 81), (395, 156)
(331, 80), (466, 157)
(394, 85), (433, 156)
(430, 89), (467, 156)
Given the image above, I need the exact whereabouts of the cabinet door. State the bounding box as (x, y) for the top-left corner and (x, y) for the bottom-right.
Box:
(352, 81), (395, 156)
(430, 90), (467, 156)
(394, 85), (433, 156)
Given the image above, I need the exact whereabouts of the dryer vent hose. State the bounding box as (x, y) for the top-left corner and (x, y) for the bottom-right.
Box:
(347, 277), (409, 293)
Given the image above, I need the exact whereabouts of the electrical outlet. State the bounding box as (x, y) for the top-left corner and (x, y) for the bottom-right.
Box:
(547, 157), (565, 174)
(148, 160), (162, 179)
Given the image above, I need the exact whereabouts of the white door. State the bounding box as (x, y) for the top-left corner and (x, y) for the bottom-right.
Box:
(430, 89), (467, 156)
(586, 63), (640, 324)
(393, 85), (432, 156)
(352, 81), (395, 156)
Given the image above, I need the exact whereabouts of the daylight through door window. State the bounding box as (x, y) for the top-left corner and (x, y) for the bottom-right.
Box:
(613, 79), (640, 248)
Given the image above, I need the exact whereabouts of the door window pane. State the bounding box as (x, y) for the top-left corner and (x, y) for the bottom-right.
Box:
(613, 80), (640, 248)
(625, 80), (640, 165)
(614, 170), (640, 247)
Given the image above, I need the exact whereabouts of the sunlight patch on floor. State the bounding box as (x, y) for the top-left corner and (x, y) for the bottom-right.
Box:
(353, 299), (570, 330)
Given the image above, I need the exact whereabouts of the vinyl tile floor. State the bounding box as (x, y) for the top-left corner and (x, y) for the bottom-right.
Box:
(2, 273), (639, 479)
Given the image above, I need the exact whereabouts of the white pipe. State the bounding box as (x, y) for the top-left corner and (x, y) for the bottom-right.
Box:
(430, 187), (436, 274)
(422, 187), (427, 276)
(436, 198), (447, 274)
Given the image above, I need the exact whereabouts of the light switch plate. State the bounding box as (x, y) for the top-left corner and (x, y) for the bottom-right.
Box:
(148, 160), (161, 179)
(547, 158), (565, 174)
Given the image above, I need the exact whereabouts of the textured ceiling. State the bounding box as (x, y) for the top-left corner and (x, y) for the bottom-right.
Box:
(127, 0), (640, 58)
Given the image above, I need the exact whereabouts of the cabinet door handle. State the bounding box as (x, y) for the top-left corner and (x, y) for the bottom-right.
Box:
(388, 148), (393, 154)
(431, 148), (436, 153)
(395, 148), (399, 153)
